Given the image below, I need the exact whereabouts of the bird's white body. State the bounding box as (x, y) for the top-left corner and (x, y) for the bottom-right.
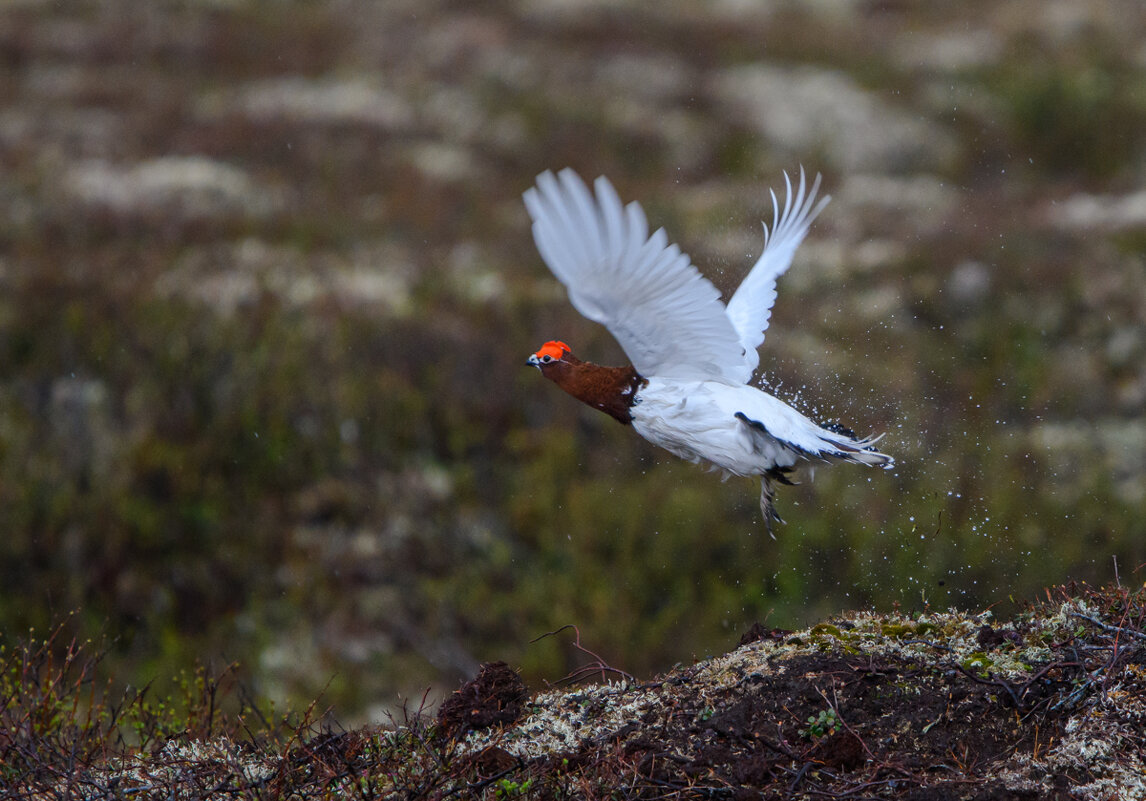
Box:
(524, 167), (891, 527)
(630, 378), (886, 477)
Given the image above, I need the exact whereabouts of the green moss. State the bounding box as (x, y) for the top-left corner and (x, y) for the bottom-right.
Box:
(810, 623), (843, 640)
(961, 653), (995, 675)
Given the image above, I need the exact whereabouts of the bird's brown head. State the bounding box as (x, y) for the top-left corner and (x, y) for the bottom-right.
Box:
(527, 340), (644, 425)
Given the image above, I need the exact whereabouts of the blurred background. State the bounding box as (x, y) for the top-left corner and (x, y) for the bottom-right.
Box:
(1, 0), (1144, 724)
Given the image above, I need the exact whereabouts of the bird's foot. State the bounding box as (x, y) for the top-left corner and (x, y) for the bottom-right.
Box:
(760, 476), (786, 539)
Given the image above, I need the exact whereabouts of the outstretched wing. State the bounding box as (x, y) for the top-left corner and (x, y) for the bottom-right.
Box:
(524, 169), (746, 383)
(725, 169), (830, 377)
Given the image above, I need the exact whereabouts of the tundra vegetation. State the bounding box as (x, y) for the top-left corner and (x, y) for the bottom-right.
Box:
(1, 0), (1145, 794)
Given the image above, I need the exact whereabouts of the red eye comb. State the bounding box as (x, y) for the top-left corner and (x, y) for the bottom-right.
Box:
(535, 341), (570, 360)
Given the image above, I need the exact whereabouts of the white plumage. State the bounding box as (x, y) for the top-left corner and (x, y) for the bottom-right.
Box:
(524, 168), (891, 530)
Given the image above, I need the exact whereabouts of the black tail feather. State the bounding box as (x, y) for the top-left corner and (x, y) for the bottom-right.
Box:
(822, 421), (858, 439)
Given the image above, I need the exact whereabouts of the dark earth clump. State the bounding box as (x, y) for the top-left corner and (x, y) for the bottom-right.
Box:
(436, 660), (529, 738)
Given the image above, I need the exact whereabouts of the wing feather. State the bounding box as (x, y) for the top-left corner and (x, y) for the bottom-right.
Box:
(525, 169), (746, 382)
(725, 168), (830, 377)
(595, 176), (626, 259)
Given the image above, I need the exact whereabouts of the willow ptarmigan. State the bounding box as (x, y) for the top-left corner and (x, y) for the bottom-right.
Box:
(524, 168), (892, 533)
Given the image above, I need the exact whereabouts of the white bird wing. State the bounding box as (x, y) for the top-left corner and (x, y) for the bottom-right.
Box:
(524, 169), (747, 383)
(724, 169), (830, 377)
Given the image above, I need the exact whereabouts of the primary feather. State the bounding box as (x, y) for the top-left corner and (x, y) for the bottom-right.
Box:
(725, 169), (831, 377)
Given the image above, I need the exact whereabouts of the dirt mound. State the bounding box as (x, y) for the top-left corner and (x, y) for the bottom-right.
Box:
(436, 661), (529, 738)
(30, 584), (1146, 799)
(441, 584), (1145, 799)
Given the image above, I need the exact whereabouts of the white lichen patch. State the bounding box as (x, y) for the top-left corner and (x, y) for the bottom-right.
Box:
(456, 680), (661, 760)
(153, 238), (416, 317)
(997, 673), (1146, 801)
(61, 156), (283, 223)
(73, 738), (277, 799)
(197, 77), (416, 132)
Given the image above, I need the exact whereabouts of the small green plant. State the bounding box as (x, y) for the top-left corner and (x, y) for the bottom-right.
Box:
(495, 777), (535, 798)
(800, 708), (841, 739)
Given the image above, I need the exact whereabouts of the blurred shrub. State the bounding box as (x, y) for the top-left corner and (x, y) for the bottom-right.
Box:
(996, 49), (1146, 179)
(3, 257), (1144, 717)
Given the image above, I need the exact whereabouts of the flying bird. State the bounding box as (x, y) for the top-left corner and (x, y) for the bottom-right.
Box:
(524, 168), (891, 533)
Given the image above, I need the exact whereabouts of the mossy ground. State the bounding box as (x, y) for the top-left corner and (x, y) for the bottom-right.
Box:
(5, 583), (1143, 799)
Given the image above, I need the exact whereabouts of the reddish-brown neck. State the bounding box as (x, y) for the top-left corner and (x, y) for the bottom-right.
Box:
(537, 353), (646, 424)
